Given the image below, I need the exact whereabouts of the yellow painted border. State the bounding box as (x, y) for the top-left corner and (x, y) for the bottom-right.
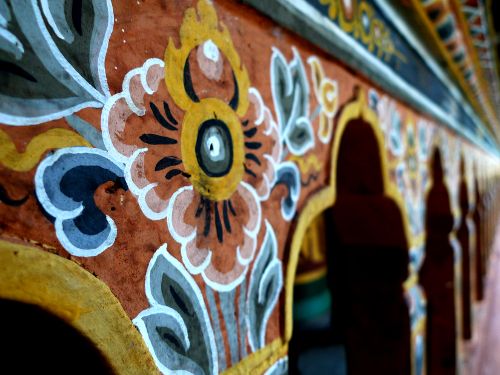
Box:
(0, 239), (158, 375)
(284, 88), (411, 342)
(222, 88), (414, 373)
(409, 0), (498, 133)
(222, 339), (287, 375)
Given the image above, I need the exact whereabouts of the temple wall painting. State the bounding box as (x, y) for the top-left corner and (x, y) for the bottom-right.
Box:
(1, 0), (500, 374)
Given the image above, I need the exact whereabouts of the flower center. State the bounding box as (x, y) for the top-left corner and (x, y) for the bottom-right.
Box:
(196, 119), (233, 177)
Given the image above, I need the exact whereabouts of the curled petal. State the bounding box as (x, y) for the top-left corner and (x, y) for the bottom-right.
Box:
(237, 182), (261, 237)
(202, 261), (248, 293)
(167, 186), (197, 242)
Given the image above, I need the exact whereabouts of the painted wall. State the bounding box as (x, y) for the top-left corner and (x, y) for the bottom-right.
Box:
(0, 0), (499, 374)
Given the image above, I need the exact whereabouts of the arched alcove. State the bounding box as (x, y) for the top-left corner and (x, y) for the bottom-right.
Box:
(0, 240), (157, 375)
(326, 118), (411, 375)
(0, 299), (115, 374)
(473, 179), (484, 301)
(419, 150), (456, 375)
(457, 162), (472, 340)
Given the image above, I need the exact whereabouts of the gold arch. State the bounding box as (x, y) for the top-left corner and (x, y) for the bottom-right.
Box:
(284, 87), (412, 342)
(0, 239), (158, 375)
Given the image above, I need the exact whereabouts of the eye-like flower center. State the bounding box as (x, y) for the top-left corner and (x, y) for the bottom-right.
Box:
(181, 98), (244, 201)
(196, 119), (233, 177)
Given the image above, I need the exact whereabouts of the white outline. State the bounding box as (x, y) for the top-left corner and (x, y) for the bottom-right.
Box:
(136, 244), (218, 375)
(34, 147), (124, 257)
(277, 161), (300, 221)
(133, 305), (191, 375)
(30, 2), (106, 103)
(247, 220), (283, 352)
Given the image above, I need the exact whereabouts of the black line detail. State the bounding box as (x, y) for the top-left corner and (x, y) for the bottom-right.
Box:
(242, 120), (249, 127)
(155, 156), (182, 171)
(0, 185), (29, 207)
(243, 127), (257, 138)
(140, 133), (177, 145)
(244, 165), (257, 178)
(245, 142), (262, 150)
(223, 201), (232, 233)
(150, 102), (177, 131)
(214, 202), (223, 243)
(245, 153), (261, 166)
(204, 200), (211, 237)
(163, 101), (178, 125)
(195, 197), (205, 218)
(72, 0), (83, 35)
(183, 58), (200, 103)
(169, 285), (191, 316)
(229, 72), (239, 110)
(228, 199), (237, 216)
(181, 172), (191, 178)
(0, 62), (37, 82)
(165, 169), (183, 180)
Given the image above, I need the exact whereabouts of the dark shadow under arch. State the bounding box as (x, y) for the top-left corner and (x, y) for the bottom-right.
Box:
(327, 118), (411, 375)
(289, 117), (412, 375)
(419, 150), (456, 375)
(473, 180), (484, 301)
(0, 298), (115, 375)
(457, 162), (472, 340)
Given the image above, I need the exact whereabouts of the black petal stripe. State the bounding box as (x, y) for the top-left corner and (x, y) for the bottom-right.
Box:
(195, 198), (205, 217)
(242, 120), (249, 127)
(163, 101), (178, 125)
(150, 102), (177, 131)
(165, 169), (183, 180)
(245, 153), (261, 166)
(243, 127), (257, 138)
(155, 156), (182, 171)
(223, 201), (232, 233)
(228, 199), (237, 216)
(214, 202), (223, 243)
(140, 133), (177, 145)
(229, 72), (239, 111)
(204, 200), (211, 237)
(244, 165), (257, 178)
(183, 59), (200, 103)
(245, 141), (262, 150)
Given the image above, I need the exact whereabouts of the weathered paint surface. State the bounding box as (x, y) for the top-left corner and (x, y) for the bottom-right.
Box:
(0, 0), (499, 374)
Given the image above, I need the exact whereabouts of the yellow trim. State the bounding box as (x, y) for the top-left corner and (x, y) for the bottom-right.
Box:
(164, 0), (249, 117)
(284, 88), (412, 342)
(294, 266), (328, 285)
(0, 239), (158, 375)
(181, 98), (244, 201)
(409, 0), (498, 134)
(0, 128), (91, 172)
(221, 339), (287, 375)
(450, 0), (494, 125)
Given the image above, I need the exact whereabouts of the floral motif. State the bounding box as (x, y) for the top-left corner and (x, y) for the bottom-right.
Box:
(308, 56), (338, 144)
(102, 0), (281, 291)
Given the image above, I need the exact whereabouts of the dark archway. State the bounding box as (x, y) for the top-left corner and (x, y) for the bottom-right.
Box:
(419, 150), (456, 375)
(473, 180), (484, 301)
(326, 118), (411, 375)
(0, 298), (115, 374)
(457, 163), (472, 340)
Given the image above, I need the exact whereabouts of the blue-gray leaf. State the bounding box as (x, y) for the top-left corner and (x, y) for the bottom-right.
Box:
(141, 246), (218, 375)
(134, 306), (206, 374)
(273, 161), (301, 221)
(271, 47), (310, 135)
(284, 115), (315, 155)
(0, 0), (113, 125)
(247, 221), (283, 352)
(35, 147), (126, 257)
